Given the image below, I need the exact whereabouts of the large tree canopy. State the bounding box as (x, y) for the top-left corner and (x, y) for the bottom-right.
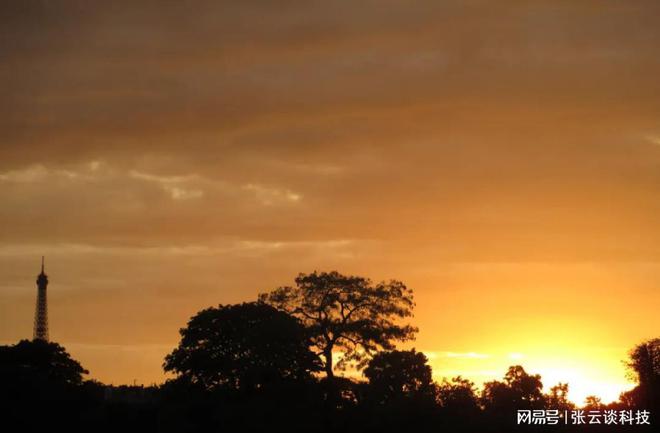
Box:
(0, 339), (88, 387)
(259, 271), (417, 378)
(164, 302), (321, 391)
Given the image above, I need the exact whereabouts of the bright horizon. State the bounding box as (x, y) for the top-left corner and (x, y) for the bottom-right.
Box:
(1, 0), (658, 407)
(0, 259), (642, 405)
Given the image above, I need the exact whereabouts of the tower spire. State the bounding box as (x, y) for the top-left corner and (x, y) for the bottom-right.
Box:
(34, 257), (49, 341)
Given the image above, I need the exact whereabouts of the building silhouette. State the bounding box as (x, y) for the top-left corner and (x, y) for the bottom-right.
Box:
(33, 256), (49, 341)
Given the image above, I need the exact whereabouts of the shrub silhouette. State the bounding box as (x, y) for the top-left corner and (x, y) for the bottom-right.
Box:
(363, 349), (436, 405)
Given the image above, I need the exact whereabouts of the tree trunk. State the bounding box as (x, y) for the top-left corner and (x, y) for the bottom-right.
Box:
(322, 346), (339, 412)
(324, 347), (334, 379)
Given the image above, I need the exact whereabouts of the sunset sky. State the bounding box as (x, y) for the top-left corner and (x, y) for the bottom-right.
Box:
(1, 1), (659, 404)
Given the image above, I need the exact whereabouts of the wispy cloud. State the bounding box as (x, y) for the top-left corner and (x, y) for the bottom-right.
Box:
(129, 170), (206, 201)
(645, 135), (660, 146)
(424, 351), (491, 360)
(0, 164), (97, 183)
(129, 170), (302, 204)
(242, 183), (302, 205)
(0, 239), (356, 258)
(0, 162), (305, 206)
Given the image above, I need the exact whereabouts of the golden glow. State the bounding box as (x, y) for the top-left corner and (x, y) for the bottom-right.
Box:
(425, 347), (634, 405)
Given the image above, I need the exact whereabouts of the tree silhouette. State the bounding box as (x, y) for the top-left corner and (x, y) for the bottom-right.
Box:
(583, 395), (604, 410)
(259, 271), (417, 379)
(363, 349), (436, 405)
(481, 365), (545, 413)
(164, 302), (321, 391)
(627, 338), (660, 384)
(0, 339), (94, 431)
(0, 339), (88, 386)
(624, 338), (659, 412)
(437, 376), (480, 415)
(545, 382), (575, 411)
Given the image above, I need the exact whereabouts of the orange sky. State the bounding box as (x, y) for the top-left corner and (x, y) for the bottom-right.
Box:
(1, 0), (659, 404)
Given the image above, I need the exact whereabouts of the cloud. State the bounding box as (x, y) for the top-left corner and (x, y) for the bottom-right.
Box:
(0, 164), (96, 183)
(242, 183), (302, 205)
(0, 239), (356, 259)
(0, 165), (50, 183)
(424, 351), (491, 360)
(645, 135), (660, 146)
(129, 170), (205, 201)
(128, 170), (304, 204)
(445, 351), (491, 359)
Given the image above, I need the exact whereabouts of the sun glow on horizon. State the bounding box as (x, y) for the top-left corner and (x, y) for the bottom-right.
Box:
(425, 346), (636, 405)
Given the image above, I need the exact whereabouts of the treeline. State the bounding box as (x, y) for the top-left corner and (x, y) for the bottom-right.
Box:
(1, 271), (657, 432)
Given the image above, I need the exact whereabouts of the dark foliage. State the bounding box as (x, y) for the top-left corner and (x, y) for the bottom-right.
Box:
(357, 350), (440, 432)
(1, 275), (656, 432)
(0, 338), (88, 385)
(437, 375), (481, 418)
(363, 349), (435, 404)
(0, 340), (104, 431)
(163, 302), (321, 391)
(622, 338), (660, 414)
(482, 365), (546, 410)
(259, 271), (417, 379)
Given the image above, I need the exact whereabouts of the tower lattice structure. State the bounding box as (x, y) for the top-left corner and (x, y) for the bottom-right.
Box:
(33, 256), (49, 341)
